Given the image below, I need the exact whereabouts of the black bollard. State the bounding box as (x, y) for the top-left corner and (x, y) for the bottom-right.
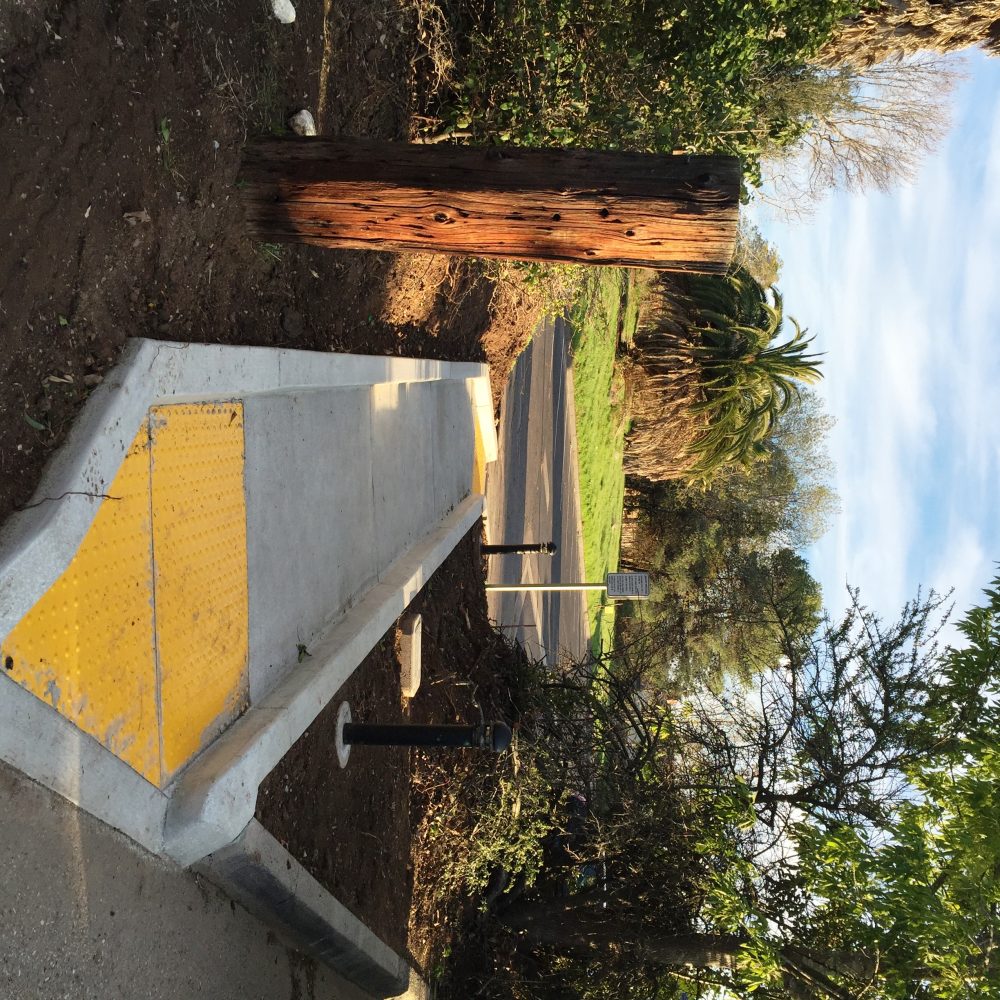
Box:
(481, 542), (557, 556)
(342, 720), (512, 753)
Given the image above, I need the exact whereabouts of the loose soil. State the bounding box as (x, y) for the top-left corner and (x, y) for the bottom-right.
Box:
(1, 0), (540, 985)
(0, 0), (538, 525)
(255, 529), (525, 962)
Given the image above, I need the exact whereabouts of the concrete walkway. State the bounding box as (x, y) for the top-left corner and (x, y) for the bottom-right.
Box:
(0, 342), (495, 993)
(0, 761), (371, 1000)
(0, 343), (493, 859)
(485, 315), (589, 665)
(2, 366), (483, 793)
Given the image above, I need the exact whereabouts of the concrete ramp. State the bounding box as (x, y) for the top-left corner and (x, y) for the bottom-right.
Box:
(243, 379), (475, 703)
(0, 341), (494, 863)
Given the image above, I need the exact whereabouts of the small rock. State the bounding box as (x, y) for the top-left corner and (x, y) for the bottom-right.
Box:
(83, 373), (104, 387)
(288, 109), (316, 137)
(271, 0), (295, 24)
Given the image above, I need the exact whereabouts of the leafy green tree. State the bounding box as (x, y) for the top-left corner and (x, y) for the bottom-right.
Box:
(676, 586), (953, 828)
(444, 0), (860, 185)
(622, 386), (836, 692)
(622, 411), (835, 692)
(641, 542), (822, 689)
(733, 218), (783, 288)
(764, 389), (839, 549)
(503, 577), (1000, 999)
(924, 574), (1000, 747)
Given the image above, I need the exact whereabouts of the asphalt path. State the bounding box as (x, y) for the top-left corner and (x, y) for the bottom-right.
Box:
(485, 315), (589, 666)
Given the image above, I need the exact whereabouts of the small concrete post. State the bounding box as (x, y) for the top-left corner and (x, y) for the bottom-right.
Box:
(397, 612), (422, 698)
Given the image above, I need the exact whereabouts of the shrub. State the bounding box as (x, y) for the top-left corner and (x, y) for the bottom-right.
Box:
(438, 0), (859, 186)
(625, 269), (822, 485)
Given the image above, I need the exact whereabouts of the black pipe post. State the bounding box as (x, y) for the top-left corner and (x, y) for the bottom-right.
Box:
(341, 720), (512, 753)
(481, 542), (557, 556)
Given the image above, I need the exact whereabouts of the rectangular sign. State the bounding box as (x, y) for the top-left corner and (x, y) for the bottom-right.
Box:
(605, 571), (650, 599)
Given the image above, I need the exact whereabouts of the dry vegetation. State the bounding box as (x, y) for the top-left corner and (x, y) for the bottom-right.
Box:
(623, 282), (707, 483)
(821, 0), (1000, 67)
(761, 55), (964, 213)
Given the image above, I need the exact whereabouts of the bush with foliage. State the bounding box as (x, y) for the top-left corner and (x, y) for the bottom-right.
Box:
(437, 0), (860, 187)
(477, 579), (1000, 1000)
(733, 218), (783, 287)
(685, 271), (823, 482)
(625, 268), (823, 486)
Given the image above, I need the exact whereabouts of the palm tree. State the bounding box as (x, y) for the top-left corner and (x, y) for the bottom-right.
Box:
(819, 0), (1000, 69)
(626, 269), (823, 486)
(684, 277), (823, 483)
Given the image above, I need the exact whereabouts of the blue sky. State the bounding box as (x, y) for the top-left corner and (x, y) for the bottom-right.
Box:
(756, 49), (1000, 638)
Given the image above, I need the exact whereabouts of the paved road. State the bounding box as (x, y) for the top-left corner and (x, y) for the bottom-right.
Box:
(0, 761), (377, 1000)
(485, 315), (589, 666)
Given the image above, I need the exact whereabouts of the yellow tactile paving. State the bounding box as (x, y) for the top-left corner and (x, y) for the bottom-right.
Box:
(150, 403), (249, 780)
(0, 425), (161, 783)
(472, 413), (488, 496)
(1, 382), (485, 788)
(0, 403), (250, 788)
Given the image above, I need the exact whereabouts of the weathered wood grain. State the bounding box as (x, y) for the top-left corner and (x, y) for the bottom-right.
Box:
(240, 138), (740, 271)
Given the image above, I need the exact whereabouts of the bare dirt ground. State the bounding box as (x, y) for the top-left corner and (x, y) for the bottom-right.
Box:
(0, 0), (538, 524)
(1, 0), (541, 985)
(256, 529), (527, 967)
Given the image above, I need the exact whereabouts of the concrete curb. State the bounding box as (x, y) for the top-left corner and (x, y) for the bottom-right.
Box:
(394, 969), (433, 1000)
(0, 340), (489, 861)
(197, 820), (410, 998)
(0, 340), (490, 996)
(0, 675), (170, 852)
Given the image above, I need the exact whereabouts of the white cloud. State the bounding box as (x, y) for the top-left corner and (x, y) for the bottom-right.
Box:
(931, 523), (987, 598)
(764, 54), (1000, 629)
(948, 97), (1000, 491)
(928, 523), (992, 647)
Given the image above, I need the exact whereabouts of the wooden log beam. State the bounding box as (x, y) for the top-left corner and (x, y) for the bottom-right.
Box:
(239, 138), (740, 272)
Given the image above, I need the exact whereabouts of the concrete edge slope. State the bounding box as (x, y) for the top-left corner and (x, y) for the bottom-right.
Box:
(162, 494), (485, 866)
(0, 341), (492, 995)
(197, 820), (410, 998)
(0, 675), (171, 851)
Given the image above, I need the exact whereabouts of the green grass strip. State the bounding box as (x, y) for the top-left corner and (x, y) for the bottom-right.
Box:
(567, 268), (640, 655)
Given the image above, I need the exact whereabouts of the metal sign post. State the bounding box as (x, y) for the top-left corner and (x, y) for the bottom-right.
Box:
(486, 571), (650, 599)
